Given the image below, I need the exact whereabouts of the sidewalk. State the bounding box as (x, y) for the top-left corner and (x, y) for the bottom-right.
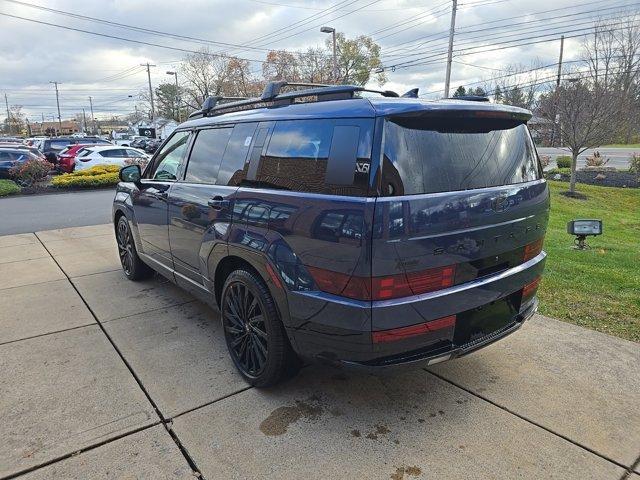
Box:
(1, 224), (638, 479)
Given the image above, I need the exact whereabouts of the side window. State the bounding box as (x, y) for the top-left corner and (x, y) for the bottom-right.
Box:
(255, 119), (371, 195)
(217, 123), (257, 186)
(184, 128), (232, 184)
(146, 131), (190, 181)
(126, 148), (145, 157)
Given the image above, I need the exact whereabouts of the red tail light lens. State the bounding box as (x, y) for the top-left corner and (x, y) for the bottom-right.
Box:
(522, 276), (541, 299)
(371, 265), (456, 300)
(523, 238), (544, 261)
(372, 315), (456, 343)
(306, 266), (370, 300)
(306, 265), (456, 301)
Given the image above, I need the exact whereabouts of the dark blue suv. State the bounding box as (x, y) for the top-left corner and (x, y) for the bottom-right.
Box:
(113, 82), (548, 386)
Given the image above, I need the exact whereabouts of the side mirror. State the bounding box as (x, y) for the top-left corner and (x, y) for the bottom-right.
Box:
(119, 164), (141, 183)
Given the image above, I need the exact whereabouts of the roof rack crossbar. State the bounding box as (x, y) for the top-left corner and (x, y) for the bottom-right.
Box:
(187, 81), (404, 119)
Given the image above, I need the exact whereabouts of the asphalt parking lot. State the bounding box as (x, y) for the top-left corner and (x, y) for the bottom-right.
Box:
(1, 224), (638, 480)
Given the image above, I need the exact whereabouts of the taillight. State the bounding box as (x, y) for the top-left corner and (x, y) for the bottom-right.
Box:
(306, 264), (456, 301)
(371, 265), (455, 300)
(522, 276), (541, 299)
(306, 266), (370, 300)
(372, 315), (456, 343)
(523, 238), (544, 261)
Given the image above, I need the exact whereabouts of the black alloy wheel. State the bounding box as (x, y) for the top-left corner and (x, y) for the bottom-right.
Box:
(223, 281), (269, 377)
(116, 216), (153, 281)
(221, 269), (293, 386)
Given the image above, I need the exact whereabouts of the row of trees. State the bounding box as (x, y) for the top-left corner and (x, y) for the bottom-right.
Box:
(143, 33), (386, 121)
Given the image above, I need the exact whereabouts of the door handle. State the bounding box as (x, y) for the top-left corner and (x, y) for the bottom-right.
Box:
(208, 196), (230, 210)
(157, 191), (168, 199)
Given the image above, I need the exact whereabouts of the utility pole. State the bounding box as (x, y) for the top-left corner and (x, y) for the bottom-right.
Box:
(82, 108), (88, 133)
(141, 62), (156, 124)
(49, 81), (62, 134)
(443, 0), (457, 98)
(166, 71), (181, 122)
(88, 96), (96, 134)
(550, 35), (565, 147)
(4, 93), (11, 135)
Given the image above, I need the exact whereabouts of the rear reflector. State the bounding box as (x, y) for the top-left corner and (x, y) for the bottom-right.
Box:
(306, 264), (456, 301)
(523, 238), (544, 261)
(372, 315), (456, 343)
(522, 276), (541, 299)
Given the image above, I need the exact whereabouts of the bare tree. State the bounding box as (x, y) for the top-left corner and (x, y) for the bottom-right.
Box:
(539, 79), (623, 194)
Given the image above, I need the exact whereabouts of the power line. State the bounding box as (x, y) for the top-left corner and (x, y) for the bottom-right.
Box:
(381, 0), (634, 56)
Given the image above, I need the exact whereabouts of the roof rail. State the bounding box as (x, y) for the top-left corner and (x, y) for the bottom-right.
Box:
(188, 95), (249, 119)
(448, 95), (490, 102)
(187, 81), (402, 119)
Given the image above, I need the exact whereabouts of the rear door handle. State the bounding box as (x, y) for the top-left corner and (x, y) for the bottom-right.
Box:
(208, 196), (230, 210)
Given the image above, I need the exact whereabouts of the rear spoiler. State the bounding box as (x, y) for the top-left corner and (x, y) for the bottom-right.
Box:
(387, 106), (531, 123)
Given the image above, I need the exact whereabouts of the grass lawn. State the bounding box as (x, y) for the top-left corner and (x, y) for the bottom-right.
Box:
(539, 181), (640, 342)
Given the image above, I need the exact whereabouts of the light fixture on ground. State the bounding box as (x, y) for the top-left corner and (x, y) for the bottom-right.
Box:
(567, 219), (602, 249)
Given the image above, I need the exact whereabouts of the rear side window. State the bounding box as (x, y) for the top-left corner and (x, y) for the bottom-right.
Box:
(217, 123), (258, 186)
(255, 119), (372, 196)
(382, 117), (541, 196)
(184, 128), (233, 184)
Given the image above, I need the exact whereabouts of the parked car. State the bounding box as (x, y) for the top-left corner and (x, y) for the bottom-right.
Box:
(113, 81), (549, 387)
(75, 146), (148, 170)
(130, 137), (151, 149)
(0, 143), (46, 160)
(57, 144), (100, 173)
(38, 137), (112, 165)
(144, 138), (162, 154)
(0, 148), (41, 179)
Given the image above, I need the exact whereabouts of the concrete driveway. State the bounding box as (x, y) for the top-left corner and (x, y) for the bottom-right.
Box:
(1, 224), (638, 480)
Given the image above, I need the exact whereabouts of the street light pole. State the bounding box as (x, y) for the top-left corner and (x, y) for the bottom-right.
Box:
(88, 96), (96, 134)
(166, 71), (180, 122)
(320, 26), (338, 83)
(49, 81), (62, 134)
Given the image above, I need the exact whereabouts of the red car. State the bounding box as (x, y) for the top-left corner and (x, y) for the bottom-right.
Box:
(57, 144), (98, 173)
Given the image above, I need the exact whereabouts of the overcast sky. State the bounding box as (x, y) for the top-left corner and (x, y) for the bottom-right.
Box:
(0, 0), (636, 121)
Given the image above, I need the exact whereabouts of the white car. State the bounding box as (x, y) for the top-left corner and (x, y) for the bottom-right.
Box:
(74, 146), (149, 170)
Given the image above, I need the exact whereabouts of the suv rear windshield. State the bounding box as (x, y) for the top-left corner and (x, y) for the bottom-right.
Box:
(381, 117), (541, 196)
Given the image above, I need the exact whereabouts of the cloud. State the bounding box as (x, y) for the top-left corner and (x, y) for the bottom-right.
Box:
(0, 0), (624, 119)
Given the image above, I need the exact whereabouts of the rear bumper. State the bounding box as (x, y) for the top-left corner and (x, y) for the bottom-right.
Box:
(287, 252), (545, 366)
(342, 297), (537, 370)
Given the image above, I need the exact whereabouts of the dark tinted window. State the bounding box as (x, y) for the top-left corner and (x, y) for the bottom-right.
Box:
(382, 117), (541, 196)
(184, 128), (232, 184)
(255, 119), (371, 195)
(217, 123), (257, 186)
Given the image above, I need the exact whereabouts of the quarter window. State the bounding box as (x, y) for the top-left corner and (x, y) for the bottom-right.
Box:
(255, 119), (372, 196)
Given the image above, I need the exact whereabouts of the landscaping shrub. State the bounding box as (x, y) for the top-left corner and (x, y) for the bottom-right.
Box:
(556, 155), (572, 168)
(585, 151), (609, 167)
(0, 179), (21, 196)
(629, 153), (640, 177)
(538, 155), (550, 168)
(547, 167), (571, 175)
(52, 164), (120, 189)
(10, 158), (53, 187)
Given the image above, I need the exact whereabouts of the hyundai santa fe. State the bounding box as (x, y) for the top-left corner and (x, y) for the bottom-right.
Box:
(113, 81), (549, 387)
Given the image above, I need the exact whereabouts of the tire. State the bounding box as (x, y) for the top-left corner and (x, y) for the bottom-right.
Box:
(115, 216), (153, 281)
(221, 269), (292, 387)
